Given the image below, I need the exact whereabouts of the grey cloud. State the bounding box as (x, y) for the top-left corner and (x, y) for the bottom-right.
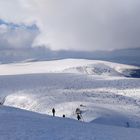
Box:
(0, 0), (140, 51)
(0, 24), (39, 50)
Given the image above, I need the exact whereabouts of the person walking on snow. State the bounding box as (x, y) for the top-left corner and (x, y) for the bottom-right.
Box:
(52, 108), (55, 117)
(76, 108), (81, 120)
(77, 114), (81, 120)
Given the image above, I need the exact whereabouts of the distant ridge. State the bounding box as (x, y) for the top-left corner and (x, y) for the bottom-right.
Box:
(0, 47), (140, 66)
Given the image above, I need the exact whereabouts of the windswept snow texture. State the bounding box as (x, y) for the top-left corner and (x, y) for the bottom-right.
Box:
(0, 59), (138, 76)
(1, 106), (140, 140)
(0, 59), (140, 130)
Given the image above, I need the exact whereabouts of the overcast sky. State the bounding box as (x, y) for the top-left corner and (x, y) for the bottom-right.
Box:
(0, 0), (140, 51)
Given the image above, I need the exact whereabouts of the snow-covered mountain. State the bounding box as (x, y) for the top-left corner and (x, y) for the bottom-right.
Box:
(0, 59), (138, 76)
(1, 48), (140, 66)
(0, 59), (140, 139)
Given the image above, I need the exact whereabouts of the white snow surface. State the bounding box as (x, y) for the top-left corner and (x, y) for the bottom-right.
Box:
(0, 59), (138, 76)
(0, 106), (140, 140)
(0, 59), (140, 139)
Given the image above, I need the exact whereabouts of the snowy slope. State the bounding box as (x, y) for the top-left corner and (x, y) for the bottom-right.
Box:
(0, 59), (140, 131)
(0, 59), (138, 76)
(1, 106), (140, 140)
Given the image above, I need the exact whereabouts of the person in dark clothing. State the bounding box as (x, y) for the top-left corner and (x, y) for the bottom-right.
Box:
(63, 114), (65, 118)
(77, 114), (81, 120)
(126, 122), (130, 128)
(52, 108), (55, 117)
(75, 108), (81, 115)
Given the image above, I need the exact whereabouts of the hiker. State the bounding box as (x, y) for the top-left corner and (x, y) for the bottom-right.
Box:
(75, 108), (83, 121)
(63, 114), (65, 118)
(75, 108), (81, 115)
(52, 108), (55, 117)
(77, 114), (81, 120)
(126, 122), (130, 128)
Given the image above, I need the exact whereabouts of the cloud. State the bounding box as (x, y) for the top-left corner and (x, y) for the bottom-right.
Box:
(0, 23), (39, 50)
(0, 0), (140, 51)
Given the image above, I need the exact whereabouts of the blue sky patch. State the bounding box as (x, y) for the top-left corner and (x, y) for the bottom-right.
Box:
(0, 19), (38, 30)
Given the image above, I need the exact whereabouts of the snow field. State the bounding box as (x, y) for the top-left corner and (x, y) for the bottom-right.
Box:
(0, 106), (140, 140)
(0, 59), (140, 135)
